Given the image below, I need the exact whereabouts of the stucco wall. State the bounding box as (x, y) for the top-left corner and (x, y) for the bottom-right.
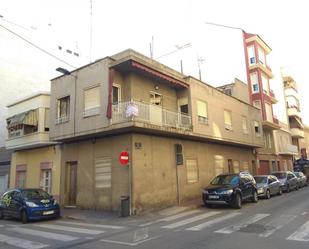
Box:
(131, 133), (255, 213)
(189, 77), (263, 147)
(60, 135), (131, 211)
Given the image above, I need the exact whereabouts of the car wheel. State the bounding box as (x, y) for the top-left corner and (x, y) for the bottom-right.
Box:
(233, 193), (242, 209)
(0, 209), (3, 220)
(286, 185), (290, 193)
(295, 184), (299, 191)
(266, 189), (271, 199)
(278, 187), (282, 195)
(251, 191), (258, 203)
(21, 210), (28, 224)
(205, 203), (212, 208)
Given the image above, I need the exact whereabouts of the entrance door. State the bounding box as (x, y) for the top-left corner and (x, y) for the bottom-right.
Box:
(66, 162), (77, 206)
(258, 160), (270, 175)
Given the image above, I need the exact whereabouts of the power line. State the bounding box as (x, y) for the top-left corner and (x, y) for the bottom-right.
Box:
(0, 23), (77, 69)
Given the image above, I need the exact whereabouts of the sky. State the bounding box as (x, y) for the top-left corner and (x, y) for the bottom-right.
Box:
(1, 0), (309, 126)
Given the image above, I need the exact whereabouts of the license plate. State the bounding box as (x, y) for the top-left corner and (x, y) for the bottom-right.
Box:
(208, 195), (219, 199)
(43, 210), (54, 215)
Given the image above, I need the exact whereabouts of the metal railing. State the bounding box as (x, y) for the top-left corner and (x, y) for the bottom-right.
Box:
(112, 100), (191, 129)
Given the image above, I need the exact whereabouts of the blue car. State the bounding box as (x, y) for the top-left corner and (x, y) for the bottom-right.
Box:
(0, 188), (60, 223)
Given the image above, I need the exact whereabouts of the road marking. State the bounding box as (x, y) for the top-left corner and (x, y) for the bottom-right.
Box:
(287, 220), (309, 241)
(215, 213), (270, 234)
(34, 224), (104, 235)
(8, 227), (79, 242)
(301, 212), (307, 216)
(259, 215), (297, 237)
(101, 236), (160, 246)
(140, 210), (202, 227)
(187, 212), (241, 231)
(162, 211), (221, 229)
(0, 234), (48, 249)
(56, 220), (125, 229)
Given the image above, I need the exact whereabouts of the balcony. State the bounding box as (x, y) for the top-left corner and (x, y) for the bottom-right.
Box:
(287, 106), (301, 118)
(262, 119), (280, 130)
(6, 132), (57, 151)
(269, 90), (278, 104)
(278, 144), (298, 155)
(112, 100), (192, 130)
(291, 128), (304, 138)
(249, 63), (274, 78)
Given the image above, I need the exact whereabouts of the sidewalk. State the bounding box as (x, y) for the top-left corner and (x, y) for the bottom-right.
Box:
(60, 197), (203, 223)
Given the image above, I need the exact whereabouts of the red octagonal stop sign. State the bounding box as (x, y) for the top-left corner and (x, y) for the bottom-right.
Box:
(119, 151), (129, 165)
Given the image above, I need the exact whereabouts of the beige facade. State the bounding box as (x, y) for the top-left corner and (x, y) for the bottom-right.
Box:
(47, 49), (264, 212)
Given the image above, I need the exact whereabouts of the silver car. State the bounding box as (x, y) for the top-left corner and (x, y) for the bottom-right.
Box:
(271, 171), (298, 192)
(254, 175), (282, 199)
(294, 172), (307, 188)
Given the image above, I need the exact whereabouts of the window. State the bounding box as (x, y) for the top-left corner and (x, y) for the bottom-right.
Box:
(56, 96), (70, 124)
(267, 132), (272, 148)
(197, 100), (208, 124)
(262, 74), (269, 94)
(95, 157), (112, 188)
(150, 92), (162, 106)
(186, 159), (198, 183)
(233, 160), (240, 173)
(112, 85), (121, 104)
(242, 116), (248, 134)
(258, 48), (265, 65)
(41, 169), (52, 194)
(265, 102), (273, 122)
(16, 171), (26, 188)
(248, 45), (256, 65)
(175, 144), (183, 165)
(84, 86), (100, 117)
(250, 73), (259, 93)
(254, 121), (261, 136)
(243, 161), (249, 172)
(224, 110), (232, 130)
(253, 100), (261, 109)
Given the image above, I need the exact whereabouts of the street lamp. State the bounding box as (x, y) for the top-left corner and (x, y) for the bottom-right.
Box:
(56, 67), (71, 76)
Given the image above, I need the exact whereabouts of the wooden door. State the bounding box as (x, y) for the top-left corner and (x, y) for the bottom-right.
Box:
(66, 162), (77, 206)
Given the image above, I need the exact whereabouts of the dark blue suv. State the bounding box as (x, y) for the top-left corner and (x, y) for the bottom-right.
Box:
(0, 188), (60, 223)
(202, 172), (258, 209)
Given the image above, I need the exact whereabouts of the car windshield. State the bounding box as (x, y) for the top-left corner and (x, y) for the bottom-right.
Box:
(21, 189), (50, 199)
(254, 177), (268, 184)
(293, 172), (300, 177)
(272, 172), (286, 179)
(211, 175), (239, 186)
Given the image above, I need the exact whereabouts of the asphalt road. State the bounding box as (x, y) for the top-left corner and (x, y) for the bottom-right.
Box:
(1, 186), (309, 249)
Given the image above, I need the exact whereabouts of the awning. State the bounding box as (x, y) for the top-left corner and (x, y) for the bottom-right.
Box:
(131, 61), (189, 89)
(7, 110), (38, 128)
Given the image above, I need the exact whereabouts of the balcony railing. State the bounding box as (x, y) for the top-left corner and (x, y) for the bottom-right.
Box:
(279, 144), (298, 155)
(291, 128), (304, 138)
(112, 100), (192, 129)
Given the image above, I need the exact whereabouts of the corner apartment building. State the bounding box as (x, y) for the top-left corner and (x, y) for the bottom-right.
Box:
(47, 49), (263, 213)
(243, 32), (281, 175)
(6, 93), (61, 200)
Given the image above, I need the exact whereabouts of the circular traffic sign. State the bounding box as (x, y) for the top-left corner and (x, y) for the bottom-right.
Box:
(119, 151), (129, 165)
